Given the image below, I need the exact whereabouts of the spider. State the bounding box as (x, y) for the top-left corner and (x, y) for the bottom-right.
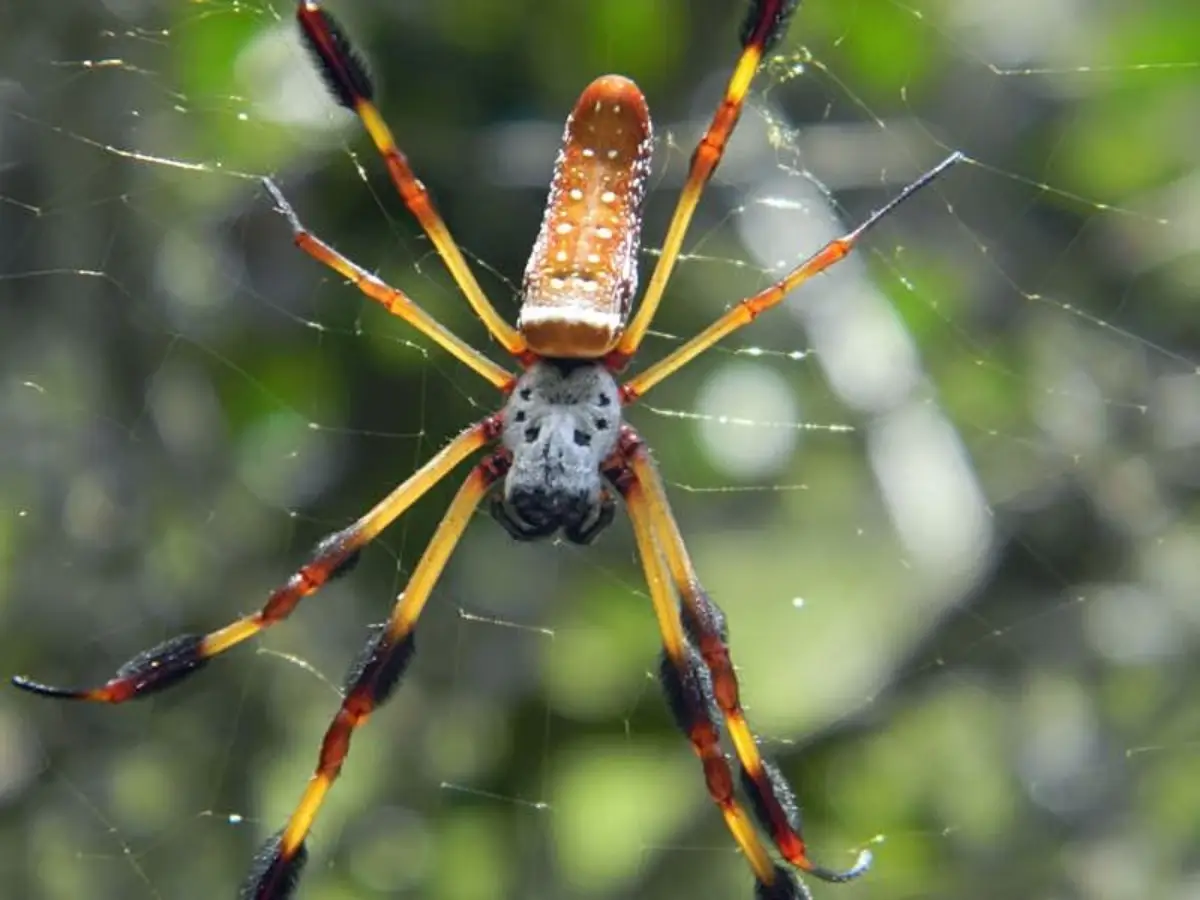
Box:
(12, 1), (961, 897)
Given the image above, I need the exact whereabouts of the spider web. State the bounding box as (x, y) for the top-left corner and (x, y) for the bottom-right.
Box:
(2, 1), (1197, 899)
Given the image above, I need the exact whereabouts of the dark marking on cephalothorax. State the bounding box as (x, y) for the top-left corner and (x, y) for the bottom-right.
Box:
(494, 361), (622, 544)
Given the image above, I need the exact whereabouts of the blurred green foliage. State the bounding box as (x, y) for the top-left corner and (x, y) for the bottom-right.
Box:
(1, 2), (1197, 900)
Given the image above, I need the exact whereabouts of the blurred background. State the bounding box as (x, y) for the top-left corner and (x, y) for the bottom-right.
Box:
(1, 1), (1197, 899)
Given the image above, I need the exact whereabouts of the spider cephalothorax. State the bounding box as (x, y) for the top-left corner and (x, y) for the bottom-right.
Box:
(11, 2), (961, 898)
(494, 360), (622, 544)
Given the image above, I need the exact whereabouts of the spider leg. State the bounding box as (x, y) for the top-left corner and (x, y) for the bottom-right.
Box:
(621, 151), (963, 401)
(262, 179), (515, 392)
(612, 428), (870, 896)
(295, 1), (530, 361)
(11, 417), (500, 703)
(608, 0), (803, 366)
(241, 453), (507, 900)
(613, 451), (779, 891)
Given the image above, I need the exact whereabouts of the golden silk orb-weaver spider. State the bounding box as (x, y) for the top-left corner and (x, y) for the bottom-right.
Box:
(12, 1), (962, 897)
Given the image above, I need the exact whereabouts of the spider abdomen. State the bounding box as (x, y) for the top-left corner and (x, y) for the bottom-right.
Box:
(496, 361), (621, 543)
(518, 75), (653, 358)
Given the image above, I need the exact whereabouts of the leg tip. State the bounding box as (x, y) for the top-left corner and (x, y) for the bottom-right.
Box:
(805, 846), (872, 884)
(11, 675), (86, 700)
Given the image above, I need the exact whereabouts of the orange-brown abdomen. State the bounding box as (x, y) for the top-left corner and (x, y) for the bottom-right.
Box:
(518, 75), (653, 358)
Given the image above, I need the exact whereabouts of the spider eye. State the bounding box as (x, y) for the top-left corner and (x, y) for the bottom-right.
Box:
(594, 417), (609, 431)
(573, 429), (592, 447)
(524, 425), (541, 443)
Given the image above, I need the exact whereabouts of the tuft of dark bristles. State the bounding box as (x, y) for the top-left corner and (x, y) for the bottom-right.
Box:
(740, 0), (802, 53)
(310, 528), (362, 581)
(742, 758), (803, 835)
(10, 633), (208, 701)
(111, 633), (210, 696)
(342, 625), (415, 706)
(297, 1), (375, 109)
(680, 588), (729, 647)
(328, 546), (362, 580)
(659, 645), (722, 735)
(239, 830), (309, 900)
(755, 865), (813, 900)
